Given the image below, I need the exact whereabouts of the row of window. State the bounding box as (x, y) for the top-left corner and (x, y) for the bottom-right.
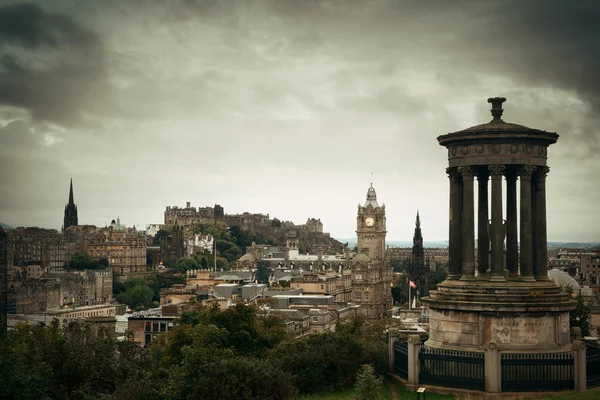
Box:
(144, 320), (174, 333)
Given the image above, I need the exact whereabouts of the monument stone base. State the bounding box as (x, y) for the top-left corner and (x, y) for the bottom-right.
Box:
(423, 278), (576, 352)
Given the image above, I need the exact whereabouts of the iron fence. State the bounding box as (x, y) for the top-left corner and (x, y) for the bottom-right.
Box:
(587, 343), (600, 389)
(394, 340), (409, 379)
(501, 352), (574, 392)
(419, 345), (485, 391)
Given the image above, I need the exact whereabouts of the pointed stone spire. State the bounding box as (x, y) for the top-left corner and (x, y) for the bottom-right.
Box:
(412, 210), (424, 265)
(68, 178), (75, 205)
(63, 178), (78, 230)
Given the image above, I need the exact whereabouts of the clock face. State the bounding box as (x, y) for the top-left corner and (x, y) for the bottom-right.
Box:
(365, 217), (374, 227)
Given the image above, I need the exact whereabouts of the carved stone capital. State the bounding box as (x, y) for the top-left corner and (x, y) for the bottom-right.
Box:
(519, 165), (536, 180)
(488, 164), (505, 178)
(458, 166), (474, 180)
(446, 167), (460, 183)
(536, 166), (550, 182)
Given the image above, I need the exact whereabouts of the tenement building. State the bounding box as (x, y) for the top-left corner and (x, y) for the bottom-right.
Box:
(424, 97), (575, 353)
(65, 219), (147, 282)
(7, 227), (68, 274)
(352, 184), (393, 318)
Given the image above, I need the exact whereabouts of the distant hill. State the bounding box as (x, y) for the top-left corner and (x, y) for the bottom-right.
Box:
(337, 238), (448, 248)
(0, 222), (14, 230)
(337, 238), (599, 250)
(547, 242), (600, 249)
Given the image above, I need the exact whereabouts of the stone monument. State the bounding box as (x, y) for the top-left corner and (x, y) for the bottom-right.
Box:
(423, 97), (576, 353)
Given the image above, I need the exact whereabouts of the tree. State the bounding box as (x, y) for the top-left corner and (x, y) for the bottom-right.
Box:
(200, 257), (209, 269)
(69, 252), (106, 270)
(153, 228), (171, 245)
(174, 257), (198, 273)
(271, 218), (281, 228)
(354, 364), (384, 400)
(570, 294), (591, 336)
(391, 273), (407, 306)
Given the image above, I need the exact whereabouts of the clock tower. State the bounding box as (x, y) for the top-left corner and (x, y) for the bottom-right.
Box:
(356, 184), (386, 260)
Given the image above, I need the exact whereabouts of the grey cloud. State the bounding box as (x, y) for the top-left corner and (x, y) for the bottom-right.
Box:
(0, 2), (106, 126)
(0, 2), (98, 48)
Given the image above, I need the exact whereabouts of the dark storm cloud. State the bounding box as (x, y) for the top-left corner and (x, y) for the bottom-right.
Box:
(0, 2), (106, 126)
(0, 2), (98, 48)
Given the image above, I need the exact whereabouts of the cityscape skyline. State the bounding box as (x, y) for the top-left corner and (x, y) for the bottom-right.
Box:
(1, 1), (599, 242)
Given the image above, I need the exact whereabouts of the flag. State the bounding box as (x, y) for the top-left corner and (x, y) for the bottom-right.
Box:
(410, 280), (417, 289)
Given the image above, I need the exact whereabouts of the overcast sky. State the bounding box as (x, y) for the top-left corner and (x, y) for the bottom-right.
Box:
(0, 0), (599, 242)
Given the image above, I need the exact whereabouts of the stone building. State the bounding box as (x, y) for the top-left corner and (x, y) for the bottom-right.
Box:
(1, 227), (7, 337)
(352, 184), (393, 318)
(386, 247), (449, 267)
(67, 222), (147, 281)
(305, 218), (323, 233)
(7, 269), (113, 314)
(128, 316), (176, 347)
(164, 202), (223, 226)
(7, 227), (69, 273)
(145, 224), (164, 237)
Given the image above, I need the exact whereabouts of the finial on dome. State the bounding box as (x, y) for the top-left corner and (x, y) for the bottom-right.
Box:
(487, 97), (506, 120)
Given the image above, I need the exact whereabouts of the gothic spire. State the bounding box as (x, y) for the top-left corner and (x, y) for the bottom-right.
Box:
(63, 178), (78, 230)
(412, 210), (424, 264)
(68, 178), (75, 205)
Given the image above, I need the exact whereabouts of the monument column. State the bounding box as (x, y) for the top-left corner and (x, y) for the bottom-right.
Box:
(459, 166), (476, 280)
(489, 165), (506, 281)
(476, 168), (489, 276)
(519, 165), (536, 280)
(534, 166), (550, 281)
(447, 167), (462, 279)
(505, 169), (518, 278)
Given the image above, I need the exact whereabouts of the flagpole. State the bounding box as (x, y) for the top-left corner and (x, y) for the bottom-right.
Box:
(409, 280), (411, 310)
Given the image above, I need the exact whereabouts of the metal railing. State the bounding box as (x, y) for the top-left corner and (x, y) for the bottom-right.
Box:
(419, 345), (485, 391)
(394, 340), (409, 379)
(587, 344), (600, 389)
(501, 352), (574, 392)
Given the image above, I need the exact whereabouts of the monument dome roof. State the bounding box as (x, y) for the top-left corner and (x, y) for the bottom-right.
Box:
(438, 97), (558, 144)
(548, 268), (581, 290)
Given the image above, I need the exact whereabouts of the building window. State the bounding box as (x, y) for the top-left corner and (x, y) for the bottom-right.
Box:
(145, 321), (151, 332)
(153, 321), (159, 332)
(312, 317), (318, 323)
(320, 285), (324, 290)
(160, 322), (166, 332)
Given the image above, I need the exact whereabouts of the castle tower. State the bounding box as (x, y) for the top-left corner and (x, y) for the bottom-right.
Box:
(356, 184), (386, 260)
(63, 178), (78, 230)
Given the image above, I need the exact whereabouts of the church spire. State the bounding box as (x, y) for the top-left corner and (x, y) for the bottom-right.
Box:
(63, 178), (78, 231)
(416, 209), (421, 228)
(68, 178), (75, 205)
